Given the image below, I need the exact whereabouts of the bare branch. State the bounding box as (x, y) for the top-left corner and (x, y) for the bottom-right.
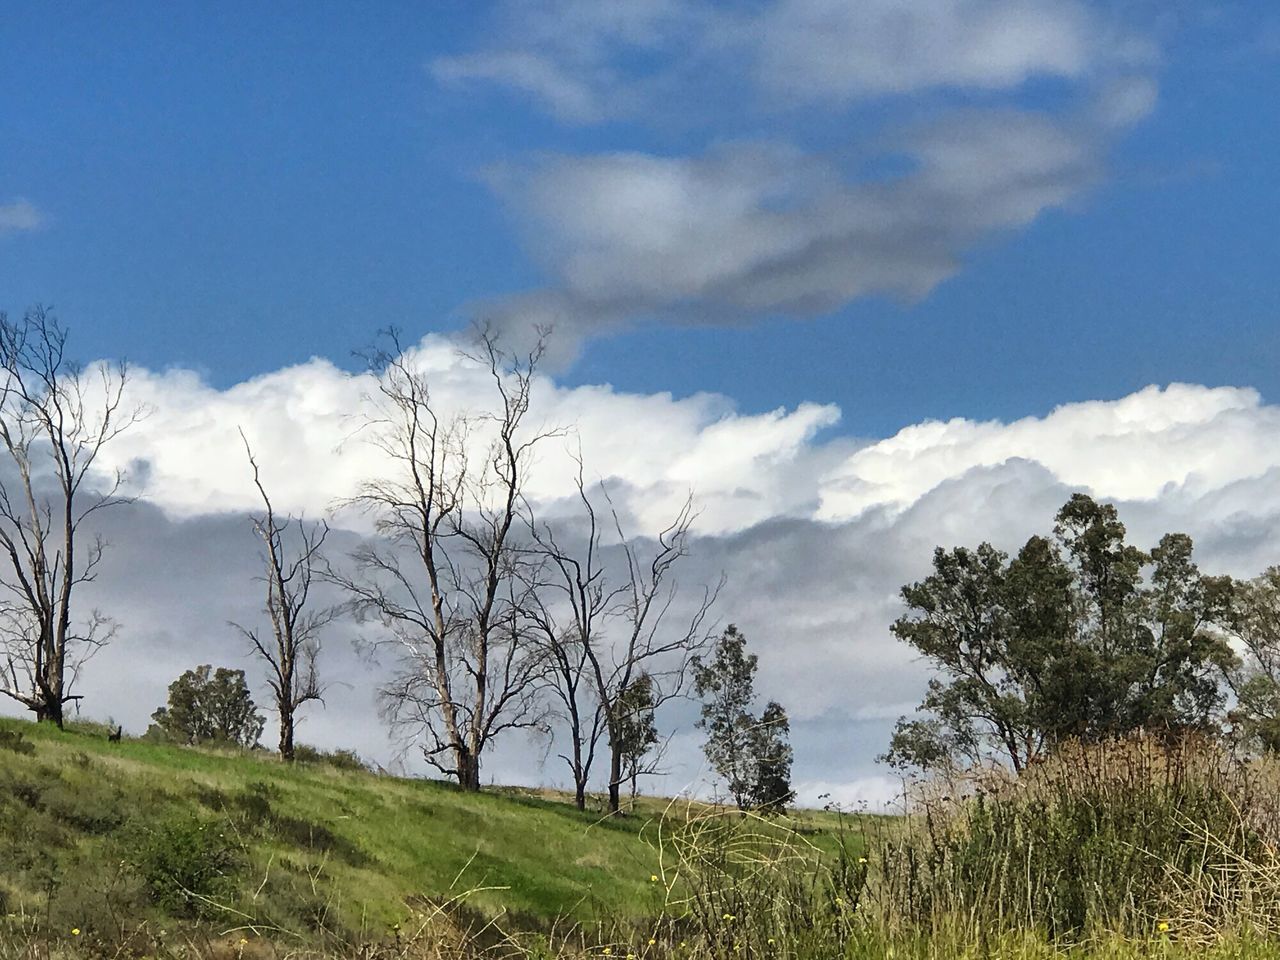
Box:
(0, 307), (146, 726)
(236, 430), (337, 760)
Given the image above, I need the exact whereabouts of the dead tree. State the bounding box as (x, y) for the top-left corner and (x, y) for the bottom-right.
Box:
(232, 432), (335, 761)
(0, 308), (143, 727)
(529, 466), (719, 813)
(523, 458), (616, 810)
(332, 328), (556, 791)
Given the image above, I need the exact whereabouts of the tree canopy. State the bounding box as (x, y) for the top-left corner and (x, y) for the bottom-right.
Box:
(694, 625), (795, 812)
(149, 665), (266, 748)
(884, 494), (1236, 772)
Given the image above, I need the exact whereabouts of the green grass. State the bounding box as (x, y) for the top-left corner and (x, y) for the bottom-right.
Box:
(0, 715), (860, 949)
(14, 719), (1273, 959)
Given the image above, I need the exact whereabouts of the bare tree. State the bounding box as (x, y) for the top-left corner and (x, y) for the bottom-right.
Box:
(332, 328), (556, 791)
(528, 465), (719, 813)
(232, 431), (335, 760)
(523, 460), (616, 810)
(0, 307), (144, 727)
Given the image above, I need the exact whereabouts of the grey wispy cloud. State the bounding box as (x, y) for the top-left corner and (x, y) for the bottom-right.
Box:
(433, 0), (1150, 123)
(486, 110), (1103, 331)
(433, 0), (1158, 355)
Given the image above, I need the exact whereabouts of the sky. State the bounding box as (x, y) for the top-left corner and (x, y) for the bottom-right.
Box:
(2, 1), (1280, 807)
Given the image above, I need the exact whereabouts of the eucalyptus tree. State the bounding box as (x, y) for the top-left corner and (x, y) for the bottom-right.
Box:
(883, 494), (1235, 773)
(693, 625), (795, 812)
(1224, 568), (1280, 752)
(149, 664), (265, 747)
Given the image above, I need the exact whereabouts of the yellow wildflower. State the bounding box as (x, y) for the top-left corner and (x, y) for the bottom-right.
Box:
(71, 929), (80, 937)
(857, 856), (868, 864)
(648, 939), (657, 946)
(651, 875), (659, 882)
(1158, 922), (1170, 933)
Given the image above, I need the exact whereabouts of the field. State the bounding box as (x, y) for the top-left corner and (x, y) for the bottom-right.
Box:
(6, 719), (1280, 959)
(0, 717), (854, 956)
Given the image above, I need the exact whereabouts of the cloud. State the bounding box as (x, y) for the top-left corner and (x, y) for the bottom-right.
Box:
(431, 0), (710, 125)
(102, 338), (846, 537)
(100, 344), (1280, 548)
(433, 52), (609, 125)
(434, 1), (1158, 350)
(0, 198), (43, 235)
(749, 0), (1106, 104)
(794, 777), (906, 812)
(817, 383), (1280, 520)
(433, 0), (1147, 122)
(486, 111), (1101, 336)
(0, 346), (1265, 804)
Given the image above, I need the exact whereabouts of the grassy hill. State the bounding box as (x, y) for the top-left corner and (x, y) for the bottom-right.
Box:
(0, 716), (851, 953)
(6, 719), (1280, 959)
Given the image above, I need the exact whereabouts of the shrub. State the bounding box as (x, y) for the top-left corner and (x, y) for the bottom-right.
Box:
(131, 815), (242, 918)
(0, 729), (34, 755)
(293, 744), (368, 771)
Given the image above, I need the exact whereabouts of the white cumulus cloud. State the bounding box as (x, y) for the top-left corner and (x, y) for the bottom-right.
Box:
(16, 344), (1280, 807)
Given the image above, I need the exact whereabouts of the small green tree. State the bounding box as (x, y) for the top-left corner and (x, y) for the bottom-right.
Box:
(694, 626), (758, 808)
(149, 665), (265, 748)
(693, 625), (794, 812)
(614, 671), (659, 804)
(751, 701), (795, 812)
(1227, 568), (1280, 752)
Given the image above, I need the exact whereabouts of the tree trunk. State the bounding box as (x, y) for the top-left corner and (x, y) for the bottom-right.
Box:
(459, 752), (482, 791)
(607, 743), (623, 814)
(279, 709), (295, 761)
(35, 692), (63, 728)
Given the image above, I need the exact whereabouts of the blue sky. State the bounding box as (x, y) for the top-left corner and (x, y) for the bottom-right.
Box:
(7, 2), (1280, 801)
(3, 2), (1277, 438)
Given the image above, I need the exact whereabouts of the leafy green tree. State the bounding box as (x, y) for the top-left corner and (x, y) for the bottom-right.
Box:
(693, 625), (795, 811)
(149, 665), (265, 748)
(884, 495), (1235, 773)
(882, 537), (1074, 772)
(1226, 568), (1280, 752)
(1137, 532), (1235, 729)
(694, 626), (758, 807)
(751, 701), (795, 812)
(614, 671), (659, 803)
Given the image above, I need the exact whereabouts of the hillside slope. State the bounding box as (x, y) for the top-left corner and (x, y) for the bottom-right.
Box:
(0, 717), (844, 946)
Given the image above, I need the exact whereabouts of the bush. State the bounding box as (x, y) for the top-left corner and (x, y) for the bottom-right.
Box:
(131, 815), (242, 918)
(293, 744), (368, 771)
(0, 729), (34, 755)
